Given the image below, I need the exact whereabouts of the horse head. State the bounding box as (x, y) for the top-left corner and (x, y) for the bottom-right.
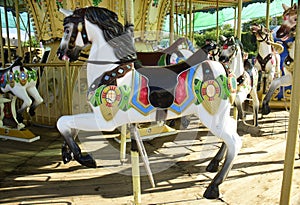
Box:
(250, 24), (272, 43)
(276, 3), (297, 40)
(57, 7), (136, 62)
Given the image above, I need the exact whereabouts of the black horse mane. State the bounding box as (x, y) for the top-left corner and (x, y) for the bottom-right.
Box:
(85, 7), (136, 62)
(69, 7), (137, 62)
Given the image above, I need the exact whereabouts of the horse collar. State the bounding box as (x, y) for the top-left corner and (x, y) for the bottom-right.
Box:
(256, 53), (273, 71)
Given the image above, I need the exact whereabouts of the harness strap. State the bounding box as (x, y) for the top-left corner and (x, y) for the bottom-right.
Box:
(88, 62), (133, 94)
(256, 53), (273, 71)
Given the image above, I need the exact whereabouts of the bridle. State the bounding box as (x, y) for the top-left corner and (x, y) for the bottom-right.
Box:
(63, 8), (90, 49)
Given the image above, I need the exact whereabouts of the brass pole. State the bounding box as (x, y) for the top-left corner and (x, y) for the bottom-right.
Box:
(189, 0), (192, 40)
(234, 7), (237, 37)
(170, 0), (175, 44)
(15, 0), (22, 57)
(28, 12), (32, 62)
(185, 0), (188, 38)
(216, 0), (219, 42)
(0, 9), (5, 65)
(266, 0), (270, 30)
(175, 3), (179, 36)
(4, 0), (11, 62)
(280, 1), (300, 204)
(237, 0), (242, 39)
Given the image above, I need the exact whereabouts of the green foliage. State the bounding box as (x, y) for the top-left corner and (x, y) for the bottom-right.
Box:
(194, 16), (283, 58)
(194, 24), (235, 48)
(22, 37), (39, 47)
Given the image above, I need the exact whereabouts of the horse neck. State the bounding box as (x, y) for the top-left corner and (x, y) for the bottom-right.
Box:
(230, 46), (244, 78)
(257, 41), (272, 57)
(86, 21), (121, 86)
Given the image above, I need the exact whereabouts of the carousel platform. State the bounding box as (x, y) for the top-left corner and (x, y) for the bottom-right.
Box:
(0, 109), (300, 205)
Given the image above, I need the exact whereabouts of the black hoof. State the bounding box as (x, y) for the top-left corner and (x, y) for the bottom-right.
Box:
(62, 146), (73, 164)
(203, 184), (220, 199)
(261, 103), (271, 115)
(29, 107), (36, 116)
(206, 161), (219, 173)
(16, 114), (24, 124)
(75, 154), (97, 168)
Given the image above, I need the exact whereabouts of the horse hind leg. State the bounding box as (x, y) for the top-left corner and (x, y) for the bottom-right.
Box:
(206, 143), (226, 172)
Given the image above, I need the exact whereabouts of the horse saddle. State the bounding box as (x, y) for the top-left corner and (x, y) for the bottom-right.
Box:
(135, 48), (207, 109)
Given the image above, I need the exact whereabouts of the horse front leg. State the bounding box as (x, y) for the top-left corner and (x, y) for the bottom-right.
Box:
(57, 113), (97, 168)
(204, 133), (241, 199)
(206, 143), (226, 172)
(9, 87), (32, 123)
(27, 86), (44, 116)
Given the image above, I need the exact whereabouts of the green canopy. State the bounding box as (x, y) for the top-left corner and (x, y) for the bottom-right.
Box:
(164, 0), (293, 32)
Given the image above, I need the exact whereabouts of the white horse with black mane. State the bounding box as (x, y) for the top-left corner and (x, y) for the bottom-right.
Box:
(56, 7), (242, 199)
(219, 36), (259, 127)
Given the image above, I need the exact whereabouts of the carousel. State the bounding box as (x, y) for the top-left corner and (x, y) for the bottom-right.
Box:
(0, 0), (299, 204)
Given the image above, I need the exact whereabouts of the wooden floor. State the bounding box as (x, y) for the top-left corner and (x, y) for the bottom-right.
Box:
(0, 110), (300, 205)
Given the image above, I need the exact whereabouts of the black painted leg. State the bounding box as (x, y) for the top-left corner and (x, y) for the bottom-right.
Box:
(206, 143), (227, 173)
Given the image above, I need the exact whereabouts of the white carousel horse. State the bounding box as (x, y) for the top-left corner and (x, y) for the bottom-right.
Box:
(261, 3), (296, 115)
(56, 7), (242, 199)
(0, 57), (43, 124)
(250, 24), (282, 104)
(219, 36), (259, 127)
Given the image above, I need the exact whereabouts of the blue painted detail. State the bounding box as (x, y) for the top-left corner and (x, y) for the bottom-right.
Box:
(130, 71), (155, 115)
(169, 65), (196, 114)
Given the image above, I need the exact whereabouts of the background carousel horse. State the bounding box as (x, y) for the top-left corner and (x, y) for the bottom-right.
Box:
(261, 3), (296, 115)
(219, 35), (259, 126)
(57, 7), (242, 199)
(201, 40), (220, 61)
(0, 57), (43, 125)
(250, 24), (282, 104)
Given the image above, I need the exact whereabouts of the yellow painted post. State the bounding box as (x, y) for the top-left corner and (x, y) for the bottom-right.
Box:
(185, 0), (188, 38)
(216, 0), (219, 41)
(120, 124), (127, 164)
(65, 61), (72, 115)
(0, 10), (4, 64)
(266, 0), (270, 30)
(237, 0), (242, 40)
(131, 150), (141, 205)
(189, 0), (192, 40)
(3, 0), (11, 63)
(280, 1), (300, 204)
(170, 0), (175, 44)
(15, 0), (22, 57)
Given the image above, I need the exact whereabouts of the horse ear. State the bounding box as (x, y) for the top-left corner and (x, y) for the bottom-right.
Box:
(219, 35), (226, 42)
(282, 3), (289, 11)
(292, 3), (297, 9)
(59, 8), (74, 16)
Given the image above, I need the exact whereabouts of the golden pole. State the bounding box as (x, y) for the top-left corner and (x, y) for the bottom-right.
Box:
(3, 0), (11, 63)
(185, 0), (188, 38)
(170, 0), (175, 44)
(280, 1), (300, 204)
(15, 0), (22, 57)
(28, 12), (32, 62)
(266, 0), (270, 30)
(0, 9), (5, 65)
(216, 0), (219, 42)
(237, 0), (242, 39)
(175, 3), (179, 36)
(189, 0), (192, 40)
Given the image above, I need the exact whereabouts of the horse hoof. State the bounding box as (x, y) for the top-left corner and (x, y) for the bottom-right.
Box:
(76, 154), (97, 168)
(203, 184), (220, 199)
(206, 161), (219, 173)
(261, 104), (271, 115)
(62, 146), (73, 164)
(16, 114), (24, 124)
(29, 108), (36, 116)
